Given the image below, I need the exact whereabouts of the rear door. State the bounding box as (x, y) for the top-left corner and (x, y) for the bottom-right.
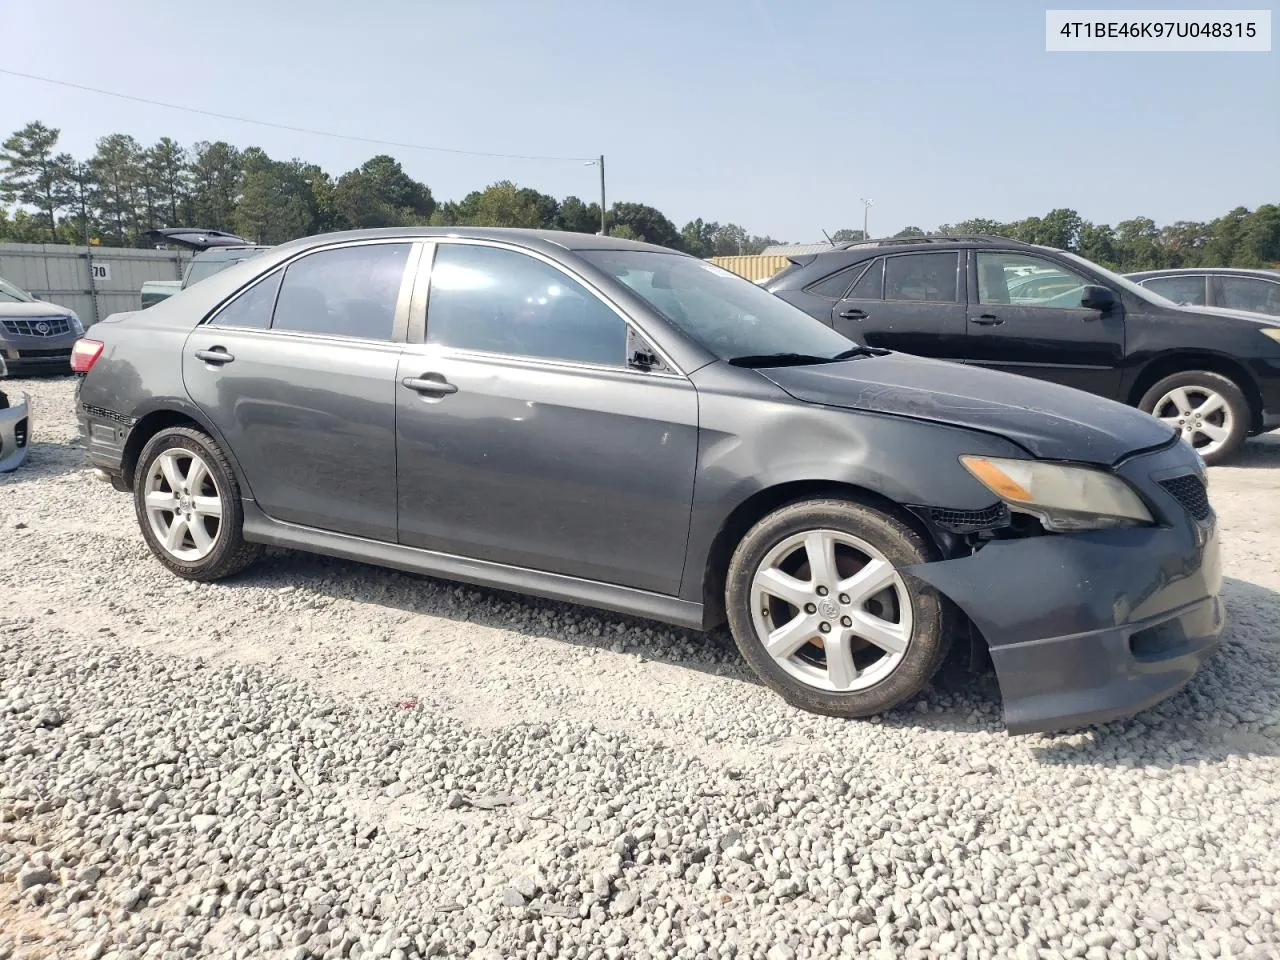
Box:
(961, 249), (1125, 397)
(1214, 274), (1280, 316)
(183, 239), (419, 542)
(830, 251), (967, 359)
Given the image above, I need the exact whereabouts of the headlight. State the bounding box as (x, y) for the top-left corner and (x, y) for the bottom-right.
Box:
(69, 314), (85, 335)
(960, 456), (1153, 532)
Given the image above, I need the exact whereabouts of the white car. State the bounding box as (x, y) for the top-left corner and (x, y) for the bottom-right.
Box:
(0, 357), (31, 472)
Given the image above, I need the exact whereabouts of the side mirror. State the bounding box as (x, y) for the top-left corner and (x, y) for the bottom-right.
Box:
(1081, 285), (1116, 312)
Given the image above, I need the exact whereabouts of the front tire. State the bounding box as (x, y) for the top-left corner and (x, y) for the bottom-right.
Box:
(725, 498), (952, 718)
(133, 426), (260, 581)
(1138, 370), (1249, 465)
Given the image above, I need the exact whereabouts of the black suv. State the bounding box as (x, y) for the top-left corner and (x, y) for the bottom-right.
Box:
(764, 236), (1280, 464)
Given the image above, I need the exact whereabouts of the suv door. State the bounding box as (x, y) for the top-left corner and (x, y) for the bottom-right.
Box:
(183, 239), (418, 542)
(962, 249), (1125, 397)
(394, 240), (698, 595)
(1214, 274), (1280, 316)
(830, 252), (966, 359)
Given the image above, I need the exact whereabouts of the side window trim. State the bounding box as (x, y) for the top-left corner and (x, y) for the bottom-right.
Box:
(882, 251), (961, 304)
(804, 261), (870, 300)
(416, 238), (688, 379)
(203, 267), (285, 329)
(846, 257), (885, 300)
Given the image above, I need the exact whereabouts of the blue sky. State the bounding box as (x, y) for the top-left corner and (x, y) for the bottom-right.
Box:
(3, 0), (1275, 241)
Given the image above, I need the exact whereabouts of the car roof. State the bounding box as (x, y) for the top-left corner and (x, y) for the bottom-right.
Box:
(802, 235), (1054, 257)
(269, 226), (683, 257)
(1125, 267), (1280, 279)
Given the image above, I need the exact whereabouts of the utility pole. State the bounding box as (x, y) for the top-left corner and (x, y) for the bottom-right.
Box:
(585, 155), (607, 235)
(860, 197), (874, 240)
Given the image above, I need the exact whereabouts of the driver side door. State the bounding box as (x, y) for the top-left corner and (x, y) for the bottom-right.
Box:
(961, 250), (1125, 397)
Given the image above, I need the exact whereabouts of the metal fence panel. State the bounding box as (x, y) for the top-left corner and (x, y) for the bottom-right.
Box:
(0, 243), (190, 326)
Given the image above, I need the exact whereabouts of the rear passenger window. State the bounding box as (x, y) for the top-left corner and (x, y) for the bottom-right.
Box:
(884, 253), (958, 302)
(846, 258), (884, 299)
(272, 243), (412, 341)
(807, 263), (868, 299)
(211, 271), (281, 329)
(427, 243), (627, 366)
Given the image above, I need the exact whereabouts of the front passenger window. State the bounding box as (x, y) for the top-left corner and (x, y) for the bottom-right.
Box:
(272, 243), (412, 340)
(427, 243), (627, 366)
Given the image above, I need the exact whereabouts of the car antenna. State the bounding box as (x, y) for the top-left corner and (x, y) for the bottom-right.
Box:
(822, 229), (836, 247)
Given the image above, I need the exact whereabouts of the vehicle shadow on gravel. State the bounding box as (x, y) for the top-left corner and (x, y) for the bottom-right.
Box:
(1030, 575), (1280, 766)
(237, 549), (1010, 725)
(1228, 433), (1280, 468)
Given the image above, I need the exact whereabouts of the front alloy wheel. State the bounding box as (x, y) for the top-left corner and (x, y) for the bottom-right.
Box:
(726, 498), (952, 719)
(750, 530), (913, 692)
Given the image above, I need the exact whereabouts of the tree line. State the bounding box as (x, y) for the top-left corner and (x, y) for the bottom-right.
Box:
(0, 121), (778, 257)
(2, 121), (1276, 271)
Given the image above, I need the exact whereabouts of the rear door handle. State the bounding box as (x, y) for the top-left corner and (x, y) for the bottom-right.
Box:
(401, 375), (458, 397)
(838, 308), (867, 320)
(970, 315), (1004, 326)
(194, 347), (235, 364)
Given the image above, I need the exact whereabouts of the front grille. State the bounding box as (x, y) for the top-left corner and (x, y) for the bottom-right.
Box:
(1159, 474), (1211, 522)
(1, 316), (72, 337)
(930, 502), (1010, 533)
(16, 348), (72, 359)
(14, 417), (28, 448)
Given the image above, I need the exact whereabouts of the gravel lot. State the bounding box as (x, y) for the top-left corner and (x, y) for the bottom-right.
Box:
(2, 374), (1279, 960)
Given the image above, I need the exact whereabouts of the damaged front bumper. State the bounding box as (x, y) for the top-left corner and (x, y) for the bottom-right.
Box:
(0, 390), (31, 472)
(905, 443), (1223, 735)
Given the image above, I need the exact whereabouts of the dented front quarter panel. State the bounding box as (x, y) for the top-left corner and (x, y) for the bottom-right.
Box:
(0, 391), (31, 473)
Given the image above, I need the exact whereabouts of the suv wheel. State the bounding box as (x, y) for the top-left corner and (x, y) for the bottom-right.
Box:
(1138, 371), (1249, 465)
(725, 498), (952, 718)
(133, 426), (260, 580)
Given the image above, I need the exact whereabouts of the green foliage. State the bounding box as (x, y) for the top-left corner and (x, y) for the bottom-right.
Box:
(0, 119), (1275, 270)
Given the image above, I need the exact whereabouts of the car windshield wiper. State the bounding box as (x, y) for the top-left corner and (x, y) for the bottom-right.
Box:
(728, 346), (888, 368)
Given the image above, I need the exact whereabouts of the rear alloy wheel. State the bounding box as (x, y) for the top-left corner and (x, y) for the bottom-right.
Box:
(726, 499), (952, 718)
(1139, 371), (1249, 465)
(133, 426), (260, 580)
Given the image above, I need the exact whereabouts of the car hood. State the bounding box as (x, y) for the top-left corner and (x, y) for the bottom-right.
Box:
(756, 353), (1177, 465)
(0, 302), (78, 319)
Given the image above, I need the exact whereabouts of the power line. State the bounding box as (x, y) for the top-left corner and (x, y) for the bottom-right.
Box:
(0, 68), (595, 163)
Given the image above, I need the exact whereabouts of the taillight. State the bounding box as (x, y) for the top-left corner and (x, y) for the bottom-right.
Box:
(71, 338), (104, 373)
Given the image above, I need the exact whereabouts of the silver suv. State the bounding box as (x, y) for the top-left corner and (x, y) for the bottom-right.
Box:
(0, 276), (84, 374)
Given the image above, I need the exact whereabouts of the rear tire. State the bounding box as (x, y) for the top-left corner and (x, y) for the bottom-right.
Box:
(725, 498), (953, 718)
(1138, 370), (1249, 465)
(133, 426), (260, 581)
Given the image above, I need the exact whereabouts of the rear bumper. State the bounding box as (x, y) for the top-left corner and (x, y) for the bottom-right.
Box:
(0, 393), (31, 472)
(905, 442), (1223, 734)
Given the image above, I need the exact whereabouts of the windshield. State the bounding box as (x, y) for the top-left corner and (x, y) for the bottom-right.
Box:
(579, 250), (856, 361)
(0, 277), (34, 303)
(1059, 251), (1180, 307)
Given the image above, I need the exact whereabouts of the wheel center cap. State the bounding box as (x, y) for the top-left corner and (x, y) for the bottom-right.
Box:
(179, 495), (192, 511)
(818, 597), (839, 619)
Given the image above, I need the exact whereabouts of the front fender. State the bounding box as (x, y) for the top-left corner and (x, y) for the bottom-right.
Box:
(680, 381), (1030, 604)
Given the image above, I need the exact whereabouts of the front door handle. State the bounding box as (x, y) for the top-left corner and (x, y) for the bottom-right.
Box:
(838, 308), (867, 320)
(401, 375), (458, 397)
(194, 347), (235, 365)
(970, 314), (1004, 326)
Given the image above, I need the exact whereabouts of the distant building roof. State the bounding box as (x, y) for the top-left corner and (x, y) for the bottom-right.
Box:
(759, 242), (841, 256)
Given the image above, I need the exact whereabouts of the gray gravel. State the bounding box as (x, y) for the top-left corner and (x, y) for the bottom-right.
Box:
(2, 375), (1280, 959)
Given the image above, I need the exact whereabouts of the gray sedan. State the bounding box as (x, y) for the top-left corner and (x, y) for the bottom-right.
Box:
(73, 228), (1222, 733)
